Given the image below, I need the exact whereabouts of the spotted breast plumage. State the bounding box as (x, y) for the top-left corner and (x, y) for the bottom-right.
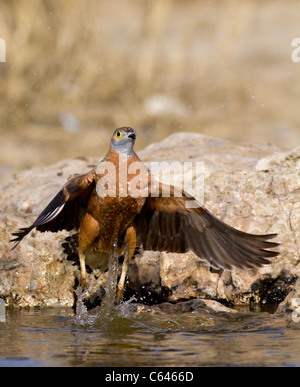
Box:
(11, 127), (279, 303)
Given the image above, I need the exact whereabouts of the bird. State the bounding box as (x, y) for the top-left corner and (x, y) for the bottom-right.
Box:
(11, 127), (279, 304)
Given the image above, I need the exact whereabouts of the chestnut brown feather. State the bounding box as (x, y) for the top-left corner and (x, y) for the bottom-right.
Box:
(135, 181), (279, 270)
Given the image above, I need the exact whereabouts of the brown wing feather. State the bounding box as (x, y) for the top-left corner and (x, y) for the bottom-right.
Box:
(135, 181), (279, 270)
(11, 170), (96, 249)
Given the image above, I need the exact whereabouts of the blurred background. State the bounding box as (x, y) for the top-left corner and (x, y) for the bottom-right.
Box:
(0, 0), (300, 185)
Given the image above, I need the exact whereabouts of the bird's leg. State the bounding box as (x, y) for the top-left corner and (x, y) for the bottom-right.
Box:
(78, 249), (87, 290)
(116, 225), (136, 304)
(116, 246), (130, 304)
(78, 213), (100, 290)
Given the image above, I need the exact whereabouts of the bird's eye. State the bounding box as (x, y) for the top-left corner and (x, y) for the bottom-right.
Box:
(116, 131), (123, 138)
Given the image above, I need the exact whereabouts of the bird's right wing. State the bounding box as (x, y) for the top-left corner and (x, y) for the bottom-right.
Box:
(11, 169), (97, 249)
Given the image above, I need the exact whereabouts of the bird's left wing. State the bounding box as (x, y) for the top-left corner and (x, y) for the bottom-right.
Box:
(11, 169), (97, 249)
(135, 181), (279, 270)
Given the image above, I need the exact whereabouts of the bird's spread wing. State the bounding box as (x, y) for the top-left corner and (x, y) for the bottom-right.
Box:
(135, 181), (279, 270)
(11, 170), (96, 249)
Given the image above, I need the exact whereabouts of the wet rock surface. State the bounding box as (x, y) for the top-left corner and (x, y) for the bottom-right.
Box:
(0, 133), (299, 319)
(276, 277), (300, 323)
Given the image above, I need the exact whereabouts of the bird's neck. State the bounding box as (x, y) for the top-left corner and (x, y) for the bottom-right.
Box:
(109, 142), (134, 157)
(103, 146), (141, 164)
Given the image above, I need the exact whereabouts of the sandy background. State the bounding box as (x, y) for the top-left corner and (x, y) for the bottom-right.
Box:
(0, 0), (300, 185)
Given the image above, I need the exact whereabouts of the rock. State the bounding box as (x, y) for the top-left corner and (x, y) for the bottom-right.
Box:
(152, 298), (238, 315)
(0, 133), (299, 314)
(276, 277), (300, 324)
(0, 213), (76, 307)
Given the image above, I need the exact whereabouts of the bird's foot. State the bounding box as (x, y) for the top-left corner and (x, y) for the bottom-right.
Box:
(81, 276), (86, 291)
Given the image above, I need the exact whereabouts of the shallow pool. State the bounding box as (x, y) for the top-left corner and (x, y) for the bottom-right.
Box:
(0, 302), (299, 367)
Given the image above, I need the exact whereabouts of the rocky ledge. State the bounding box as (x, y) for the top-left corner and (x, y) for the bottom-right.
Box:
(0, 133), (299, 320)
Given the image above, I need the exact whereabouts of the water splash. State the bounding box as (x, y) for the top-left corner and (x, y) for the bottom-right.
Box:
(101, 239), (119, 314)
(74, 290), (137, 328)
(74, 239), (131, 327)
(74, 286), (96, 326)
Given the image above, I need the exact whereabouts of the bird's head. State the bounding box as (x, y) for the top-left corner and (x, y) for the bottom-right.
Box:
(110, 127), (136, 155)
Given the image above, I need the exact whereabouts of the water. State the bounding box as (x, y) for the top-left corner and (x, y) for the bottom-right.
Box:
(74, 240), (119, 327)
(0, 302), (299, 367)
